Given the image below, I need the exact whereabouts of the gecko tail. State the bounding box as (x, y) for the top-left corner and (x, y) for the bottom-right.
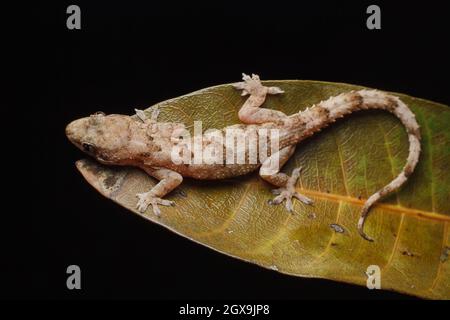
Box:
(289, 88), (421, 241)
(354, 90), (421, 241)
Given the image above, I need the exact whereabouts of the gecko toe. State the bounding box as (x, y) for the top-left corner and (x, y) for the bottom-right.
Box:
(271, 188), (282, 195)
(269, 188), (313, 212)
(135, 192), (174, 216)
(152, 204), (161, 217)
(272, 194), (285, 205)
(158, 199), (175, 206)
(294, 192), (313, 205)
(232, 82), (246, 90)
(233, 73), (266, 96)
(285, 198), (293, 212)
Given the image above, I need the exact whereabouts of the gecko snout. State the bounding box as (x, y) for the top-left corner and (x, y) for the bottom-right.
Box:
(66, 114), (132, 162)
(65, 117), (90, 147)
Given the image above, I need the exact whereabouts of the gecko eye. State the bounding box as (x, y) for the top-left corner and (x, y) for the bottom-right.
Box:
(82, 143), (96, 153)
(93, 111), (106, 116)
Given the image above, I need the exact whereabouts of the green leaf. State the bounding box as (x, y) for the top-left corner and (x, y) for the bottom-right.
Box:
(75, 80), (450, 299)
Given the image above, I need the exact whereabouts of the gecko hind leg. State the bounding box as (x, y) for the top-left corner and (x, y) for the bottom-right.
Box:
(269, 167), (313, 211)
(260, 146), (313, 212)
(233, 73), (287, 124)
(233, 73), (284, 97)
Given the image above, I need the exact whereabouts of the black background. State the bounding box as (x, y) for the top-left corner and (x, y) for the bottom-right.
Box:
(6, 0), (449, 300)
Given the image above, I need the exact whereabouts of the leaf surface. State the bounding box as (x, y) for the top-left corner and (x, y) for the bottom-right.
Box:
(75, 80), (450, 299)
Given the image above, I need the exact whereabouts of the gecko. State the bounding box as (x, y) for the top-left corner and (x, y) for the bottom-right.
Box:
(66, 74), (421, 241)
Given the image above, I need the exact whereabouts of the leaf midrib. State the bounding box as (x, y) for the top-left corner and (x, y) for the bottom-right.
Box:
(296, 187), (450, 222)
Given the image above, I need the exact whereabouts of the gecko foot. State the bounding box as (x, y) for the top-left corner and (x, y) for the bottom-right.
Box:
(269, 167), (313, 212)
(233, 73), (284, 96)
(136, 192), (174, 216)
(270, 189), (313, 211)
(135, 106), (160, 123)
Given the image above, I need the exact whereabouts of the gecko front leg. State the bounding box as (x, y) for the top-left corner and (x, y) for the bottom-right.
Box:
(136, 167), (183, 216)
(135, 106), (160, 123)
(260, 146), (313, 212)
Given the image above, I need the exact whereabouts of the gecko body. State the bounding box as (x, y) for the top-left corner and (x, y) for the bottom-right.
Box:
(66, 74), (421, 241)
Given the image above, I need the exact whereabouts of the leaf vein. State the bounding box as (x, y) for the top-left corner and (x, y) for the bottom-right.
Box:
(423, 118), (436, 212)
(377, 123), (400, 206)
(333, 132), (349, 196)
(428, 221), (449, 293)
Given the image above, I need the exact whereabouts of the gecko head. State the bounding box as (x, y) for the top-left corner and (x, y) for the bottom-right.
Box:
(66, 112), (136, 165)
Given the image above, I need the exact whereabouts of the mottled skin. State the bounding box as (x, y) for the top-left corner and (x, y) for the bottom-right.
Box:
(66, 74), (421, 241)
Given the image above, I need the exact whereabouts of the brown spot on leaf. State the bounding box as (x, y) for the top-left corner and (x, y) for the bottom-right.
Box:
(177, 189), (187, 198)
(81, 160), (102, 175)
(440, 246), (450, 263)
(330, 224), (345, 233)
(307, 212), (317, 219)
(401, 250), (415, 257)
(103, 175), (119, 189)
